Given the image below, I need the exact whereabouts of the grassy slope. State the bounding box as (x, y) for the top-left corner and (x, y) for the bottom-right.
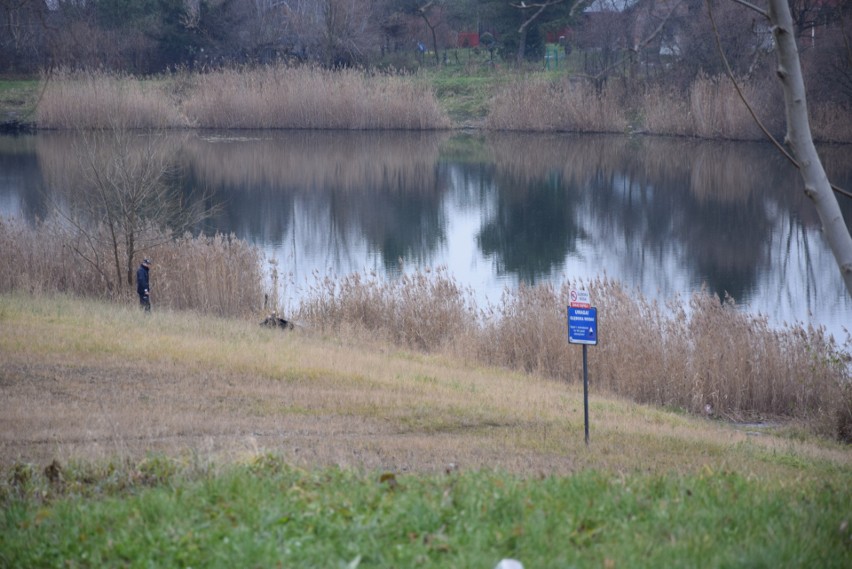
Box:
(424, 51), (582, 127)
(1, 293), (850, 567)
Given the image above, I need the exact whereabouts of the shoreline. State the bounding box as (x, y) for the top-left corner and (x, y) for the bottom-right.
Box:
(2, 116), (850, 146)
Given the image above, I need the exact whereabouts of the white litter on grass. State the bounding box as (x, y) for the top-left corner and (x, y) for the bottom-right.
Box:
(495, 559), (524, 569)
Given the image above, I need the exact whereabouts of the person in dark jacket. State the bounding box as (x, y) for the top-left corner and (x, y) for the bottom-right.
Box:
(136, 258), (151, 311)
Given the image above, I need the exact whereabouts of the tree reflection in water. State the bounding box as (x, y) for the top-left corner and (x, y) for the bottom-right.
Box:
(2, 130), (850, 338)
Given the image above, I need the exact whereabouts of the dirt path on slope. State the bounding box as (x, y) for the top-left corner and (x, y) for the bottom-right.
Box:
(0, 356), (573, 475)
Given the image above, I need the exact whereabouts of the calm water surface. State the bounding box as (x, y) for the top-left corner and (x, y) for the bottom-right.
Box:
(1, 130), (850, 340)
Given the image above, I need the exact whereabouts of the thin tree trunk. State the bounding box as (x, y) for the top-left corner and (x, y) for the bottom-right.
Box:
(418, 8), (441, 66)
(769, 0), (852, 296)
(429, 21), (440, 65)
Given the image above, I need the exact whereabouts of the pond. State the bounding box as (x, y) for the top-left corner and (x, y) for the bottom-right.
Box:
(1, 130), (850, 341)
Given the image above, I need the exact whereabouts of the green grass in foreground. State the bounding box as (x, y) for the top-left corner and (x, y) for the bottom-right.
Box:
(2, 458), (849, 569)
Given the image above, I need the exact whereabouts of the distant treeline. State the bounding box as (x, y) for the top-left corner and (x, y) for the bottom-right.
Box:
(2, 1), (850, 110)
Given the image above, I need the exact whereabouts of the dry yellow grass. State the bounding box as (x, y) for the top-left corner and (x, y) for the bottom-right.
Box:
(1, 293), (848, 480)
(34, 67), (451, 131)
(35, 69), (188, 129)
(299, 270), (851, 441)
(486, 77), (629, 133)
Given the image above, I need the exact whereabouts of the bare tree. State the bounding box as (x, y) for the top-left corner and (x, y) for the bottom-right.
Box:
(511, 0), (569, 62)
(318, 0), (377, 66)
(56, 125), (216, 294)
(574, 0), (685, 88)
(0, 0), (52, 72)
(414, 1), (445, 65)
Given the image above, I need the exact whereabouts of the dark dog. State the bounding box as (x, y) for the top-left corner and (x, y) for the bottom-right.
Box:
(260, 314), (294, 330)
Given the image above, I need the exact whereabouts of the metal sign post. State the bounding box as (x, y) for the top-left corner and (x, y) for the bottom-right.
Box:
(583, 344), (589, 445)
(568, 291), (597, 446)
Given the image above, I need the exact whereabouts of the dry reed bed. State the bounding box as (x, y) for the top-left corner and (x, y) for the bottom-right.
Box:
(0, 218), (263, 317)
(36, 67), (451, 130)
(486, 73), (850, 142)
(486, 78), (630, 133)
(36, 70), (188, 129)
(183, 66), (452, 130)
(641, 74), (782, 140)
(298, 269), (851, 442)
(32, 68), (852, 142)
(809, 102), (852, 143)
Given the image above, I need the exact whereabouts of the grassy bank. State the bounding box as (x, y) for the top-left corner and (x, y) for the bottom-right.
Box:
(2, 292), (849, 472)
(2, 215), (850, 441)
(3, 66), (848, 141)
(0, 292), (850, 567)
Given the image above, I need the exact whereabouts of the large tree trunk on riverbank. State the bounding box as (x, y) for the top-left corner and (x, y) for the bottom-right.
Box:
(767, 0), (852, 297)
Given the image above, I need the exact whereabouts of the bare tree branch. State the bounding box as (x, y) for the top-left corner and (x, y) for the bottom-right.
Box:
(709, 0), (852, 200)
(728, 0), (769, 18)
(574, 0), (683, 84)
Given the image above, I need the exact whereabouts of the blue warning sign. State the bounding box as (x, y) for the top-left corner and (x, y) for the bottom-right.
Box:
(568, 306), (598, 345)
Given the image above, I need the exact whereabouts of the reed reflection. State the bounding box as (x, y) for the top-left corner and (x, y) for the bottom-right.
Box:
(182, 130), (453, 270)
(3, 129), (850, 335)
(0, 135), (49, 221)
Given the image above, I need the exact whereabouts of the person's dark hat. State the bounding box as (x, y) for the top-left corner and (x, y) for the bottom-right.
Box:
(142, 258), (151, 266)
